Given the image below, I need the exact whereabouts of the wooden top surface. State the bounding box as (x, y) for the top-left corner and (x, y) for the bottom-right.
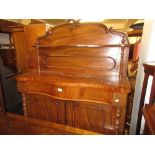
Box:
(16, 72), (131, 93)
(0, 112), (99, 135)
(143, 61), (155, 69)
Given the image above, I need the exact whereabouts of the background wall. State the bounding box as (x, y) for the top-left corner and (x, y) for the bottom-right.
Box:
(130, 20), (155, 134)
(6, 19), (31, 25)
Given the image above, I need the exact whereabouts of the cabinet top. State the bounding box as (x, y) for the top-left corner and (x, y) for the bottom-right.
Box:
(16, 72), (131, 93)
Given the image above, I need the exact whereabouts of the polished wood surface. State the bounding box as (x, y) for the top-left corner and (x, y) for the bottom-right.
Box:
(0, 19), (22, 32)
(26, 93), (66, 124)
(142, 105), (155, 135)
(16, 73), (130, 134)
(0, 112), (98, 135)
(24, 24), (46, 72)
(16, 73), (130, 101)
(136, 61), (155, 134)
(16, 21), (131, 134)
(11, 24), (46, 73)
(35, 22), (130, 79)
(11, 26), (28, 73)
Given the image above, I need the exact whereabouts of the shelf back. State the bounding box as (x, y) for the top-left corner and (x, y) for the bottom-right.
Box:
(34, 22), (130, 80)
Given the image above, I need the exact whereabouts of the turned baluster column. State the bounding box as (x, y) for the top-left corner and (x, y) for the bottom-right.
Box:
(21, 93), (27, 117)
(119, 37), (125, 81)
(115, 99), (121, 135)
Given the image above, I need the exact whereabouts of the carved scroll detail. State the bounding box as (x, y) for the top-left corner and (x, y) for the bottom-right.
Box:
(66, 19), (80, 24)
(35, 30), (52, 45)
(109, 27), (129, 44)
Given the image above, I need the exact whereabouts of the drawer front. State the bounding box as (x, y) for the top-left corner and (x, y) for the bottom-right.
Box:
(17, 81), (113, 103)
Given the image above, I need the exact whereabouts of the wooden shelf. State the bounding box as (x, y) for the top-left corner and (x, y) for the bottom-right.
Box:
(34, 44), (130, 48)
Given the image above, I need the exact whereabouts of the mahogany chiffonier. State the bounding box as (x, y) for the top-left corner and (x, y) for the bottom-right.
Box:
(16, 20), (131, 135)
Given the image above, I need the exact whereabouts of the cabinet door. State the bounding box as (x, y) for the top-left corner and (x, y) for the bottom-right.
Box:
(66, 101), (116, 134)
(25, 93), (65, 124)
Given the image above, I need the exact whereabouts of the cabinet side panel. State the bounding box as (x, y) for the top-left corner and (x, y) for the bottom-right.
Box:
(11, 27), (28, 73)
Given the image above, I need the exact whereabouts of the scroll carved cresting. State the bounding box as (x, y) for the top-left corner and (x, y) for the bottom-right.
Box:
(66, 19), (80, 24)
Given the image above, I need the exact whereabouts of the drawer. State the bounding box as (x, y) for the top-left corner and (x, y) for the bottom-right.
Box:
(24, 82), (80, 100)
(79, 87), (113, 103)
(17, 81), (113, 103)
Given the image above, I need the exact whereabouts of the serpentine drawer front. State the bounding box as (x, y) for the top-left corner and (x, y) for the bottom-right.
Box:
(17, 81), (113, 103)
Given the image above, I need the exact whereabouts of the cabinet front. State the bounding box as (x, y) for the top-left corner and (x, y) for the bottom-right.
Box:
(66, 101), (117, 134)
(25, 93), (65, 124)
(18, 80), (128, 134)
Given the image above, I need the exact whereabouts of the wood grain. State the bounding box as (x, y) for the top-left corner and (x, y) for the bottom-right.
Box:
(0, 112), (99, 135)
(16, 22), (131, 134)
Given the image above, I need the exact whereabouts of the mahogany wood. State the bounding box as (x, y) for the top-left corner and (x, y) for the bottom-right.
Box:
(0, 19), (22, 32)
(24, 24), (46, 72)
(11, 24), (46, 73)
(0, 112), (98, 135)
(11, 26), (28, 73)
(16, 21), (131, 134)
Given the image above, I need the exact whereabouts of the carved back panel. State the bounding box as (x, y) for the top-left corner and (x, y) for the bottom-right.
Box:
(34, 21), (130, 80)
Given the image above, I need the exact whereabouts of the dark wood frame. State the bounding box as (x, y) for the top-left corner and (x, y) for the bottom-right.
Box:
(136, 62), (155, 134)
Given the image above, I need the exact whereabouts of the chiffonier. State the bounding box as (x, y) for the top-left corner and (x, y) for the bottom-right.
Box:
(16, 20), (131, 134)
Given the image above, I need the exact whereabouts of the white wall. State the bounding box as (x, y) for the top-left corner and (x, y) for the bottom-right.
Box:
(130, 20), (155, 134)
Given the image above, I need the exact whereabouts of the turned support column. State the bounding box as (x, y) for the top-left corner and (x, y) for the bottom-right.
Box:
(114, 99), (121, 135)
(119, 36), (126, 81)
(21, 93), (27, 117)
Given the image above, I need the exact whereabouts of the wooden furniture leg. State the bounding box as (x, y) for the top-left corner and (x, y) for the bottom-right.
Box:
(136, 73), (149, 134)
(136, 62), (155, 134)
